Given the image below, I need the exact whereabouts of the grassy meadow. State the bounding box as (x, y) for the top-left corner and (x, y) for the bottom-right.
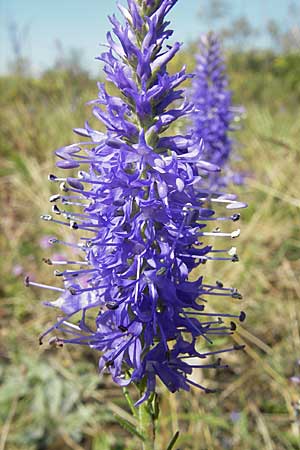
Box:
(0, 49), (300, 450)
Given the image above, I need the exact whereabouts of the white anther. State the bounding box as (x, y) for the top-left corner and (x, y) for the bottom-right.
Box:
(59, 182), (68, 192)
(70, 220), (78, 229)
(49, 194), (60, 202)
(40, 214), (52, 221)
(228, 247), (237, 256)
(231, 229), (240, 239)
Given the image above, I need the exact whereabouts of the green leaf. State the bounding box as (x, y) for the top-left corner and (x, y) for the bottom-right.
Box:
(166, 430), (180, 450)
(114, 414), (145, 442)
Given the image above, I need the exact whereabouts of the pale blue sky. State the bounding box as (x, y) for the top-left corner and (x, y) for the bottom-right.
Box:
(0, 0), (296, 75)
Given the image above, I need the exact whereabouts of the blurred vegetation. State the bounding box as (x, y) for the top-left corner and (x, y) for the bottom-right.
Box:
(1, 38), (300, 450)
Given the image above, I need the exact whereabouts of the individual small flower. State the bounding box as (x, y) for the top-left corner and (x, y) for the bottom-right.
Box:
(39, 235), (56, 249)
(290, 376), (300, 385)
(189, 32), (244, 189)
(230, 411), (242, 423)
(12, 264), (24, 277)
(27, 0), (246, 404)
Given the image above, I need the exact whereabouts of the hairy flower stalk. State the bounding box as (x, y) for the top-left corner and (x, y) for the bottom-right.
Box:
(189, 32), (244, 189)
(26, 1), (246, 446)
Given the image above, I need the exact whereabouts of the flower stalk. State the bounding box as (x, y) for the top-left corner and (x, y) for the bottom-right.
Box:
(138, 393), (157, 450)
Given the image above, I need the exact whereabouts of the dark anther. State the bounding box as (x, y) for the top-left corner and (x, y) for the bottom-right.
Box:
(231, 213), (240, 222)
(216, 280), (223, 288)
(232, 291), (243, 300)
(49, 336), (64, 348)
(189, 210), (199, 222)
(39, 336), (43, 345)
(239, 311), (246, 322)
(52, 205), (61, 214)
(70, 221), (79, 229)
(118, 325), (128, 332)
(230, 321), (237, 331)
(234, 344), (246, 351)
(42, 258), (52, 265)
(24, 275), (30, 287)
(105, 360), (114, 368)
(231, 254), (239, 262)
(48, 174), (57, 181)
(54, 270), (63, 276)
(205, 388), (217, 394)
(106, 302), (119, 310)
(69, 287), (77, 295)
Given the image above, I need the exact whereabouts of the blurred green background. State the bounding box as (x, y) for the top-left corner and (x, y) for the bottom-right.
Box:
(1, 2), (300, 449)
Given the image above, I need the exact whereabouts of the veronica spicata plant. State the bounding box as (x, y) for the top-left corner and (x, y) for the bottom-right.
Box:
(189, 32), (244, 189)
(26, 1), (246, 447)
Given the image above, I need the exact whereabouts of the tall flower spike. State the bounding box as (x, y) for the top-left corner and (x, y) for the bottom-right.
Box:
(27, 0), (246, 404)
(189, 32), (244, 189)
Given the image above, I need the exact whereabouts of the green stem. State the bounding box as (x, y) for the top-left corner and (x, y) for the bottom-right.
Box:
(123, 387), (138, 418)
(138, 393), (158, 450)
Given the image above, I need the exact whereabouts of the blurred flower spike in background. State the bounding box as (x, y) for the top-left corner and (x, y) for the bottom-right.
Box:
(189, 31), (245, 189)
(26, 0), (246, 409)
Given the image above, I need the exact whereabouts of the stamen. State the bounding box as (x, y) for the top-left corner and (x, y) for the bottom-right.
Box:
(201, 344), (245, 357)
(134, 255), (142, 303)
(178, 253), (238, 262)
(49, 238), (87, 250)
(57, 268), (97, 277)
(69, 284), (109, 295)
(61, 200), (89, 207)
(186, 377), (217, 393)
(202, 229), (240, 238)
(184, 310), (246, 321)
(48, 174), (66, 182)
(24, 276), (65, 292)
(199, 197), (247, 209)
(40, 215), (98, 233)
(42, 258), (90, 266)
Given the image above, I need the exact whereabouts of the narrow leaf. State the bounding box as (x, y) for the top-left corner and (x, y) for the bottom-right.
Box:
(114, 415), (145, 441)
(166, 430), (180, 450)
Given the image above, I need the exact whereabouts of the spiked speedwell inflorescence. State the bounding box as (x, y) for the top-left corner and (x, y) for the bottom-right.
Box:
(189, 32), (244, 189)
(26, 0), (246, 404)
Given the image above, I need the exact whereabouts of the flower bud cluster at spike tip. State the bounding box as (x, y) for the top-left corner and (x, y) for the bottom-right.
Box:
(27, 0), (247, 405)
(188, 32), (244, 189)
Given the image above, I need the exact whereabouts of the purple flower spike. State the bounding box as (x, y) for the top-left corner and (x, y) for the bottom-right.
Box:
(28, 1), (246, 404)
(189, 32), (244, 189)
